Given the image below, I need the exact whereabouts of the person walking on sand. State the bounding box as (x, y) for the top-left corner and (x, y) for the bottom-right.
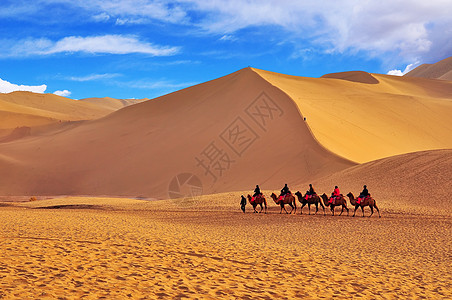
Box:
(240, 195), (246, 213)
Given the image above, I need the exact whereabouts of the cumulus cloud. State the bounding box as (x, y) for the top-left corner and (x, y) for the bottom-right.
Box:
(387, 62), (419, 76)
(3, 35), (180, 57)
(53, 90), (71, 97)
(0, 78), (47, 93)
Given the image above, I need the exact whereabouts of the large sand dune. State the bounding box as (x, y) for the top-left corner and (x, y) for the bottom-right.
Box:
(1, 67), (452, 200)
(0, 68), (353, 198)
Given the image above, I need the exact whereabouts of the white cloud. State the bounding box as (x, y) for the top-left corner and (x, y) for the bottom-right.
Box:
(0, 78), (47, 93)
(387, 62), (419, 76)
(53, 90), (71, 97)
(387, 70), (404, 76)
(67, 73), (121, 82)
(219, 35), (237, 42)
(182, 0), (452, 62)
(4, 35), (180, 57)
(92, 12), (110, 22)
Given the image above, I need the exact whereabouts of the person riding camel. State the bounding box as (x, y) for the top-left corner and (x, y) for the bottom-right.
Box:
(357, 185), (370, 204)
(329, 186), (340, 204)
(305, 184), (316, 200)
(252, 185), (262, 202)
(280, 184), (291, 200)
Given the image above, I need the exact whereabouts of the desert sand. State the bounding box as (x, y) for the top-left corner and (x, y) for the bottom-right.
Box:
(0, 191), (450, 299)
(1, 65), (451, 298)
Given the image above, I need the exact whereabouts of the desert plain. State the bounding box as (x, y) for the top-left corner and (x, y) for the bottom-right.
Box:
(1, 59), (452, 299)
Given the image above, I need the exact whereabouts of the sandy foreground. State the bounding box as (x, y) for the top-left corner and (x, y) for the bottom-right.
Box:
(0, 194), (450, 299)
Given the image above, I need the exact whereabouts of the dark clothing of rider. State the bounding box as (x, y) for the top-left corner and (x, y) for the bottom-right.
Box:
(307, 185), (316, 195)
(360, 187), (369, 198)
(280, 184), (290, 196)
(253, 185), (261, 197)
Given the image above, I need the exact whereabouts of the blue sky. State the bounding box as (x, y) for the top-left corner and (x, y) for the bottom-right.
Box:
(1, 0), (452, 99)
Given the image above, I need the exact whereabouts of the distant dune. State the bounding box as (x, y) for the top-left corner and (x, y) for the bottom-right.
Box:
(0, 67), (452, 199)
(321, 70), (379, 84)
(405, 56), (452, 80)
(0, 92), (114, 130)
(79, 97), (148, 110)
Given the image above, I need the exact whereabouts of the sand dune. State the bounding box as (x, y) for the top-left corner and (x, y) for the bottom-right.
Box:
(255, 68), (452, 163)
(1, 67), (452, 200)
(321, 70), (379, 84)
(79, 97), (148, 110)
(405, 56), (452, 80)
(0, 92), (115, 129)
(0, 68), (354, 198)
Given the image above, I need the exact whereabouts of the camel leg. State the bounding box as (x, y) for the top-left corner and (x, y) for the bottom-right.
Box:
(369, 206), (374, 217)
(339, 205), (344, 216)
(300, 203), (306, 214)
(331, 207), (335, 216)
(374, 204), (381, 218)
(259, 203), (263, 213)
(315, 203), (319, 215)
(320, 202), (326, 215)
(361, 206), (365, 217)
(308, 204), (311, 215)
(288, 203), (294, 214)
(353, 205), (358, 217)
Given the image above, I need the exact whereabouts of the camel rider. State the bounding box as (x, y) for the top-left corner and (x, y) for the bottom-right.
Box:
(329, 186), (340, 204)
(305, 184), (316, 200)
(252, 185), (262, 201)
(280, 184), (290, 198)
(253, 185), (261, 197)
(358, 185), (369, 204)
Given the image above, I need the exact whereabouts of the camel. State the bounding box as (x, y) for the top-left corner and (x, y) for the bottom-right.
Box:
(346, 192), (381, 218)
(294, 191), (325, 215)
(320, 193), (349, 216)
(270, 193), (297, 214)
(247, 194), (267, 214)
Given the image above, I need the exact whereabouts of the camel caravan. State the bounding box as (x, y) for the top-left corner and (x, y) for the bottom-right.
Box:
(243, 184), (381, 218)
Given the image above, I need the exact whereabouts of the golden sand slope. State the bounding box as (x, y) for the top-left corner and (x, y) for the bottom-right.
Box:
(0, 195), (450, 299)
(255, 68), (452, 163)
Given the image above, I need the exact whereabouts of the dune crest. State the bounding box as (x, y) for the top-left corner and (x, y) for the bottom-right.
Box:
(405, 56), (452, 80)
(321, 70), (379, 84)
(253, 68), (452, 163)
